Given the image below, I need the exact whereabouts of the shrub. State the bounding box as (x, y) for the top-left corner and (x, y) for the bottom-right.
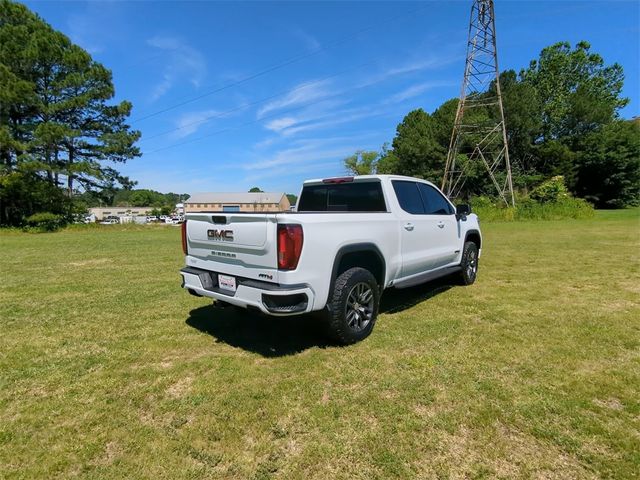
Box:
(515, 197), (594, 220)
(24, 212), (65, 232)
(530, 175), (570, 203)
(470, 193), (594, 222)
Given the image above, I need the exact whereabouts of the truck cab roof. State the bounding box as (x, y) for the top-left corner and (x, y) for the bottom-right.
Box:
(303, 174), (440, 189)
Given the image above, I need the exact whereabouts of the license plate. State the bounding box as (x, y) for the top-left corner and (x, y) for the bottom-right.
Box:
(218, 274), (236, 292)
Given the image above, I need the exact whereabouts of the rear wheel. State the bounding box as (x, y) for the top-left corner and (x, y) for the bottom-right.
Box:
(327, 267), (379, 344)
(459, 241), (479, 285)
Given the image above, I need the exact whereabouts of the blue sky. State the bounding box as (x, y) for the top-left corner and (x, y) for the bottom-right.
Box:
(24, 1), (640, 196)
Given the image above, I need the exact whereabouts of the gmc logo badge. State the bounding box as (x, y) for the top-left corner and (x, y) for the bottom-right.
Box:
(207, 229), (234, 241)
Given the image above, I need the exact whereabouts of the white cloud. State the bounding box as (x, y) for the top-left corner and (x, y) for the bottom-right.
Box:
(257, 79), (333, 118)
(384, 58), (444, 77)
(169, 101), (248, 139)
(386, 80), (457, 104)
(264, 117), (298, 133)
(276, 108), (370, 137)
(173, 109), (220, 139)
(292, 29), (321, 51)
(357, 54), (462, 89)
(244, 161), (339, 183)
(244, 133), (383, 171)
(147, 36), (206, 101)
(259, 101), (403, 138)
(254, 136), (281, 150)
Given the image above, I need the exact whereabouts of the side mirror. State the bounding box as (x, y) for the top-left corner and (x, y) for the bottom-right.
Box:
(456, 204), (471, 220)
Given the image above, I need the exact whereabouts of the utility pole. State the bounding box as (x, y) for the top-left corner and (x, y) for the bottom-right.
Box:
(442, 0), (515, 206)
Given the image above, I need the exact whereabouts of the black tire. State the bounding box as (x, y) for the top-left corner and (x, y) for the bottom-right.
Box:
(459, 241), (479, 285)
(326, 267), (380, 345)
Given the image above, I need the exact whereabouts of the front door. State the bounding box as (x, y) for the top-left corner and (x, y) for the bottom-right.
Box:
(392, 180), (436, 277)
(416, 183), (459, 268)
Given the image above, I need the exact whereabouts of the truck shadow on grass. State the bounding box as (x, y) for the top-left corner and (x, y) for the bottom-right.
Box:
(185, 306), (331, 358)
(185, 275), (456, 358)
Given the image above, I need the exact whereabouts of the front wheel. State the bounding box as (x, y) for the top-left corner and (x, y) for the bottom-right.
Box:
(327, 267), (380, 345)
(459, 241), (479, 285)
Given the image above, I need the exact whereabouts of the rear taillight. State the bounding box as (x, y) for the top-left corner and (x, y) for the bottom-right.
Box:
(181, 221), (188, 255)
(277, 224), (303, 270)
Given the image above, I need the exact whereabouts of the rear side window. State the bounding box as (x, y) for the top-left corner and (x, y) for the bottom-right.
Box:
(297, 181), (387, 212)
(417, 183), (454, 215)
(392, 181), (424, 214)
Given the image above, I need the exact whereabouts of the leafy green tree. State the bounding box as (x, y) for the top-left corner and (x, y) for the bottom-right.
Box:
(494, 71), (542, 163)
(0, 169), (69, 225)
(387, 109), (446, 183)
(249, 187), (263, 192)
(431, 98), (458, 147)
(343, 150), (379, 175)
(129, 190), (157, 207)
(521, 41), (627, 141)
(573, 120), (640, 208)
(375, 143), (398, 174)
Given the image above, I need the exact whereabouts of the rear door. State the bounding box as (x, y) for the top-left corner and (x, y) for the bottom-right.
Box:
(185, 213), (279, 279)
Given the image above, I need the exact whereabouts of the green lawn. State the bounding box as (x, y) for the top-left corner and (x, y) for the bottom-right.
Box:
(1, 211), (639, 479)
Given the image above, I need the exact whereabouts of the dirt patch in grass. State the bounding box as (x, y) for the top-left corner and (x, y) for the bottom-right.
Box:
(67, 258), (111, 267)
(416, 424), (597, 479)
(166, 376), (194, 399)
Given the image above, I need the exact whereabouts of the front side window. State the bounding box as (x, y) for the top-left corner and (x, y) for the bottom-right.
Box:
(418, 183), (453, 215)
(392, 181), (424, 215)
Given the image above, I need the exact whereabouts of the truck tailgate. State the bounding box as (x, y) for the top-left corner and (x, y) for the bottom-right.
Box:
(185, 213), (279, 281)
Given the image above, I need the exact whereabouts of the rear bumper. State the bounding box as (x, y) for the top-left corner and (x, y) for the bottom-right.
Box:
(180, 267), (315, 316)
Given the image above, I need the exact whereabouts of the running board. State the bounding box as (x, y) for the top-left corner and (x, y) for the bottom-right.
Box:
(392, 266), (461, 289)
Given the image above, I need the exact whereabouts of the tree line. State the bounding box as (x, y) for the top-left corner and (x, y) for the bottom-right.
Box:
(345, 41), (639, 208)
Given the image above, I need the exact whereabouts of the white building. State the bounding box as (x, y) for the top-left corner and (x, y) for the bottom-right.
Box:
(88, 207), (153, 221)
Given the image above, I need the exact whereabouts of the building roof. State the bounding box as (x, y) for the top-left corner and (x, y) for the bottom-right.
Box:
(185, 192), (286, 204)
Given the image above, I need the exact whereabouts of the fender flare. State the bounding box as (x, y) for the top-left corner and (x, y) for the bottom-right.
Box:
(463, 229), (482, 248)
(326, 243), (387, 307)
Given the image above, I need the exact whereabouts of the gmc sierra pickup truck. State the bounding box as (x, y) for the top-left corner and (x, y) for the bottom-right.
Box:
(180, 175), (481, 344)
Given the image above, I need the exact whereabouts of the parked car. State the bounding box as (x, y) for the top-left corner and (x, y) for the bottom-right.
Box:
(100, 218), (119, 225)
(165, 216), (185, 225)
(180, 175), (481, 344)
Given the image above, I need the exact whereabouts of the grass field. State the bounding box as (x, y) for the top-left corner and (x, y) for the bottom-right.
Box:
(1, 210), (639, 479)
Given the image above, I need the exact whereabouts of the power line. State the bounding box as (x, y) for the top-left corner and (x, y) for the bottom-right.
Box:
(130, 4), (428, 124)
(143, 90), (352, 155)
(142, 64), (417, 157)
(140, 60), (376, 143)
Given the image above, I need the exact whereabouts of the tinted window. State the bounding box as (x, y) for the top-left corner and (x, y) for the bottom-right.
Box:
(297, 181), (387, 212)
(418, 183), (453, 215)
(392, 181), (424, 215)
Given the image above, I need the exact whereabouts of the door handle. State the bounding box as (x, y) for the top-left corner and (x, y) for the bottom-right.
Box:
(404, 223), (414, 231)
(437, 221), (445, 229)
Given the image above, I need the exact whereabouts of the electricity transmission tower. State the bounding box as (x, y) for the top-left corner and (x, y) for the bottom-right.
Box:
(442, 0), (515, 206)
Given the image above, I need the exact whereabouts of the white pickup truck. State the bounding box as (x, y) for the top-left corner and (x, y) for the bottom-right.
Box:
(180, 175), (481, 344)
